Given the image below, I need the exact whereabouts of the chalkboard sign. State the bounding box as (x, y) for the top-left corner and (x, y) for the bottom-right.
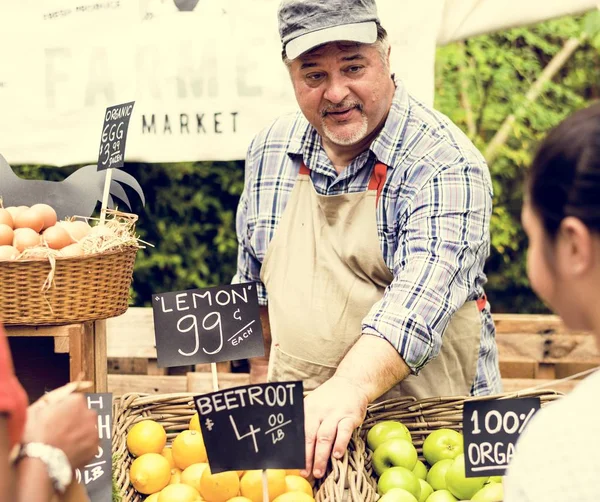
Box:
(97, 101), (135, 171)
(196, 381), (305, 473)
(152, 283), (265, 368)
(75, 393), (112, 501)
(463, 397), (541, 477)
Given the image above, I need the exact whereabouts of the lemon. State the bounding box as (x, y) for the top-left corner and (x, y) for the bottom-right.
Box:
(157, 483), (202, 502)
(181, 462), (209, 493)
(126, 420), (167, 457)
(200, 467), (240, 502)
(189, 413), (201, 432)
(284, 475), (313, 496)
(172, 430), (208, 470)
(169, 467), (183, 485)
(144, 493), (160, 502)
(130, 453), (171, 495)
(240, 469), (286, 502)
(228, 498), (253, 502)
(161, 447), (175, 469)
(273, 492), (315, 502)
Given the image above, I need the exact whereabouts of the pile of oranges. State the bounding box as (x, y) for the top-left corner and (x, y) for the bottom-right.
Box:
(125, 414), (316, 502)
(0, 204), (91, 260)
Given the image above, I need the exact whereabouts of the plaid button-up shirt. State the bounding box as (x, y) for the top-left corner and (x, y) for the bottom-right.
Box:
(234, 81), (501, 395)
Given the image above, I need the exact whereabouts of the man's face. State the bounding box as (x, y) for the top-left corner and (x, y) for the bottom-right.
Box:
(288, 41), (393, 147)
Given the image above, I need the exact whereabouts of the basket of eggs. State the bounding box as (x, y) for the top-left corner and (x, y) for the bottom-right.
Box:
(0, 203), (142, 325)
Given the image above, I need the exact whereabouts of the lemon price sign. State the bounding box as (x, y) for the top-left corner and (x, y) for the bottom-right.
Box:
(463, 397), (541, 477)
(195, 381), (305, 473)
(152, 282), (265, 368)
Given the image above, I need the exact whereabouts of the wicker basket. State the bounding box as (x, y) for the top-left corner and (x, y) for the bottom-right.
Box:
(112, 389), (563, 502)
(0, 245), (138, 325)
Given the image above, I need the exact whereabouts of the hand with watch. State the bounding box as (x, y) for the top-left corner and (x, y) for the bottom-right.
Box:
(14, 393), (99, 497)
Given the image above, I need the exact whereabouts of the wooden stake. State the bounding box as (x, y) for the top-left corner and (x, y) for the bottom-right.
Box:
(99, 168), (113, 225)
(262, 469), (269, 502)
(211, 362), (219, 392)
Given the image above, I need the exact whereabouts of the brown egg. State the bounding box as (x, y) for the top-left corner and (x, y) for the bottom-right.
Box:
(0, 224), (14, 246)
(6, 206), (28, 220)
(13, 228), (41, 252)
(0, 209), (13, 229)
(0, 245), (19, 260)
(14, 208), (44, 232)
(59, 243), (84, 258)
(42, 225), (73, 250)
(31, 203), (57, 230)
(68, 220), (92, 241)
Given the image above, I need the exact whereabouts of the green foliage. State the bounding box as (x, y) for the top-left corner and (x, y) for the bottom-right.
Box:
(435, 14), (599, 312)
(12, 15), (599, 313)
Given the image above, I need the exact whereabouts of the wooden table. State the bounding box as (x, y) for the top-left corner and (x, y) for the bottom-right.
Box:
(6, 320), (107, 400)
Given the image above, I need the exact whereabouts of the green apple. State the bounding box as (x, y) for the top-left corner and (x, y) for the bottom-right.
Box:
(373, 438), (418, 476)
(412, 460), (428, 480)
(417, 479), (433, 502)
(471, 481), (504, 501)
(379, 488), (419, 502)
(426, 458), (453, 491)
(378, 466), (421, 500)
(422, 429), (463, 465)
(445, 454), (489, 500)
(424, 489), (457, 502)
(367, 421), (412, 451)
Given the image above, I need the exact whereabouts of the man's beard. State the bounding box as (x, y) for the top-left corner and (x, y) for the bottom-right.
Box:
(320, 101), (368, 146)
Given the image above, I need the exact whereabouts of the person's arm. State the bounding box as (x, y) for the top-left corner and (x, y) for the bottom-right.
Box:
(233, 140), (270, 382)
(305, 151), (493, 477)
(438, 0), (599, 45)
(0, 415), (16, 502)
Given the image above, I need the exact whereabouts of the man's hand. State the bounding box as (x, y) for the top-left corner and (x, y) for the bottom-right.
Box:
(303, 375), (369, 479)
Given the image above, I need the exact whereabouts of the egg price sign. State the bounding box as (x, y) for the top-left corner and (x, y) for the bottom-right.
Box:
(152, 283), (265, 368)
(463, 397), (541, 477)
(196, 381), (305, 473)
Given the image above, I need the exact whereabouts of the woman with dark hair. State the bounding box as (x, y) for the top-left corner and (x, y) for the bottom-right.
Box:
(0, 322), (99, 501)
(504, 103), (600, 501)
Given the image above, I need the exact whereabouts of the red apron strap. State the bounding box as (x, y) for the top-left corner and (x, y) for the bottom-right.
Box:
(476, 293), (487, 312)
(299, 161), (387, 205)
(368, 162), (387, 206)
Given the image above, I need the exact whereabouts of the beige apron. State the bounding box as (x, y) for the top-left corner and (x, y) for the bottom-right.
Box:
(260, 161), (483, 400)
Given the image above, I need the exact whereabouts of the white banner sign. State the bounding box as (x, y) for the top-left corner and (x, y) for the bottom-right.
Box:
(0, 0), (594, 165)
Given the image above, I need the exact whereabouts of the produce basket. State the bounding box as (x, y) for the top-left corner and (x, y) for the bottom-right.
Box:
(0, 245), (138, 325)
(112, 389), (563, 502)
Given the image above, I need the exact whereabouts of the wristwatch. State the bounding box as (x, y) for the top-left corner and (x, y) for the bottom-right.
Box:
(16, 442), (73, 494)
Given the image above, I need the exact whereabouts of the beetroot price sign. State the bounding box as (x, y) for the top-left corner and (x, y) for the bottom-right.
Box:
(152, 283), (265, 368)
(463, 397), (541, 477)
(196, 382), (305, 473)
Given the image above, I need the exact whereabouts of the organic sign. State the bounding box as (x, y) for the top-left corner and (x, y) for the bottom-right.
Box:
(152, 283), (265, 368)
(463, 397), (541, 477)
(98, 101), (135, 171)
(196, 381), (305, 473)
(75, 393), (112, 501)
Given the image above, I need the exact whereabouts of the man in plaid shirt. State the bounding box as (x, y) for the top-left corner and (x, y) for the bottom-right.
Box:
(234, 0), (501, 479)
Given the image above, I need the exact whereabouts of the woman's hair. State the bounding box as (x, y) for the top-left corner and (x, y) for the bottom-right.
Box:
(528, 103), (600, 237)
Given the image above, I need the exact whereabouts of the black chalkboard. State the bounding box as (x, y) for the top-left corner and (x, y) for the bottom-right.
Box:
(75, 393), (112, 501)
(97, 101), (135, 171)
(152, 283), (265, 368)
(463, 397), (541, 477)
(196, 381), (305, 473)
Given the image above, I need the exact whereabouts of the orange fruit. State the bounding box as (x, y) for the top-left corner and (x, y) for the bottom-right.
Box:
(181, 463), (210, 493)
(157, 483), (202, 502)
(169, 468), (183, 485)
(273, 493), (315, 502)
(130, 453), (171, 494)
(161, 447), (175, 469)
(172, 430), (208, 470)
(127, 420), (167, 457)
(199, 467), (240, 502)
(240, 470), (286, 502)
(189, 413), (201, 432)
(284, 475), (313, 496)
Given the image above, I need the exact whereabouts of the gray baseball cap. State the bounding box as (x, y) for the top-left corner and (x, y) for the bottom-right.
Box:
(278, 0), (380, 60)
